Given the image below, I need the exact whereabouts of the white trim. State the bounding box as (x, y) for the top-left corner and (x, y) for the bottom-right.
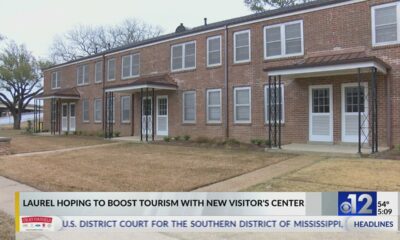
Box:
(206, 89), (222, 124)
(233, 86), (251, 124)
(121, 53), (140, 80)
(120, 95), (131, 123)
(171, 41), (197, 72)
(264, 20), (304, 60)
(206, 35), (222, 67)
(268, 61), (388, 77)
(341, 82), (368, 143)
(44, 0), (366, 72)
(182, 91), (196, 123)
(107, 58), (116, 81)
(82, 99), (90, 123)
(264, 84), (285, 123)
(94, 98), (102, 123)
(105, 84), (177, 93)
(309, 84), (333, 142)
(371, 2), (400, 47)
(36, 96), (80, 100)
(156, 95), (169, 136)
(233, 29), (251, 64)
(94, 61), (103, 83)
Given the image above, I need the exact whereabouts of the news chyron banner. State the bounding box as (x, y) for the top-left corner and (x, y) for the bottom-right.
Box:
(15, 192), (399, 236)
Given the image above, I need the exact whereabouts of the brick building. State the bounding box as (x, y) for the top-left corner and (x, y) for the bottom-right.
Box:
(37, 0), (400, 152)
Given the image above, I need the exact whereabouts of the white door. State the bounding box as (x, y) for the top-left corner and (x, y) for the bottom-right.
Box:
(157, 96), (168, 136)
(341, 83), (368, 143)
(142, 97), (152, 136)
(309, 85), (333, 142)
(61, 103), (68, 132)
(69, 103), (76, 132)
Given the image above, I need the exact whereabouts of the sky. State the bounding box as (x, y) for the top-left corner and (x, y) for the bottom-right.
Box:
(0, 0), (251, 60)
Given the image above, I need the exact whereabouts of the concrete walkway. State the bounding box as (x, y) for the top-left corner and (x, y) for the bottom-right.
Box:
(193, 155), (322, 192)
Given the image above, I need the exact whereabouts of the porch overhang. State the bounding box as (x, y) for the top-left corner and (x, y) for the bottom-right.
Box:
(104, 74), (178, 93)
(34, 88), (80, 100)
(264, 52), (390, 78)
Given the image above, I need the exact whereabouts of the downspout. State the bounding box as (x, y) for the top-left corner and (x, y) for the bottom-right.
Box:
(386, 71), (392, 148)
(102, 54), (106, 137)
(224, 24), (229, 139)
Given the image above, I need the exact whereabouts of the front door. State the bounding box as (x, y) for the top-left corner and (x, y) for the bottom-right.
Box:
(341, 83), (368, 143)
(69, 103), (76, 132)
(142, 97), (152, 136)
(157, 96), (168, 136)
(309, 85), (333, 142)
(61, 103), (68, 132)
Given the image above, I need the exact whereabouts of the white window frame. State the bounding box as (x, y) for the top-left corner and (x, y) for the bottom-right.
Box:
(182, 91), (196, 123)
(51, 71), (61, 89)
(94, 61), (103, 83)
(207, 35), (222, 67)
(371, 2), (400, 47)
(76, 65), (89, 86)
(206, 89), (222, 124)
(171, 41), (197, 72)
(264, 84), (285, 124)
(94, 98), (102, 123)
(107, 58), (116, 81)
(264, 20), (304, 60)
(82, 99), (89, 123)
(121, 53), (140, 80)
(233, 86), (251, 124)
(233, 29), (251, 64)
(120, 96), (131, 123)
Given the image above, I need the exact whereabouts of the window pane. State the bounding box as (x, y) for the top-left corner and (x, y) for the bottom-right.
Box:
(208, 37), (221, 65)
(172, 45), (183, 70)
(132, 54), (140, 76)
(83, 100), (89, 121)
(208, 91), (220, 105)
(285, 23), (301, 39)
(184, 92), (195, 121)
(208, 38), (220, 51)
(208, 106), (221, 121)
(375, 6), (397, 26)
(94, 99), (102, 122)
(376, 24), (397, 43)
(286, 38), (302, 54)
(209, 52), (220, 65)
(235, 32), (249, 47)
(121, 96), (130, 121)
(236, 106), (250, 121)
(236, 46), (249, 61)
(312, 88), (330, 113)
(236, 89), (250, 105)
(122, 56), (131, 78)
(108, 59), (115, 80)
(158, 98), (167, 115)
(95, 62), (102, 82)
(267, 42), (282, 56)
(235, 32), (249, 61)
(184, 43), (196, 68)
(266, 27), (281, 42)
(83, 65), (89, 83)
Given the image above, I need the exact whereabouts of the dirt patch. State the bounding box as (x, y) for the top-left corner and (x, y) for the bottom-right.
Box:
(0, 211), (14, 240)
(0, 143), (293, 192)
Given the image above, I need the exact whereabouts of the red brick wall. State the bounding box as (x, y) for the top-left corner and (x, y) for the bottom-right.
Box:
(43, 0), (399, 147)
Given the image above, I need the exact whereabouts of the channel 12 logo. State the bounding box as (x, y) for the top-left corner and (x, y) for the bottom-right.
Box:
(338, 192), (377, 216)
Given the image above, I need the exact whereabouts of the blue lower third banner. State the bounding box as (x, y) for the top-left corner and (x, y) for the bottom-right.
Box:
(15, 192), (399, 233)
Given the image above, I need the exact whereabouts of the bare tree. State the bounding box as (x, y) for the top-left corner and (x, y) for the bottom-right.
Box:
(244, 0), (315, 12)
(50, 18), (163, 63)
(0, 41), (44, 129)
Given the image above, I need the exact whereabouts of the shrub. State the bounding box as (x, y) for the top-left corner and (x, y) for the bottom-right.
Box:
(224, 138), (240, 146)
(195, 136), (212, 144)
(73, 131), (77, 135)
(25, 120), (33, 134)
(64, 131), (69, 136)
(264, 139), (272, 146)
(114, 131), (121, 137)
(163, 136), (171, 142)
(97, 131), (104, 138)
(251, 139), (264, 146)
(174, 136), (181, 141)
(183, 135), (191, 141)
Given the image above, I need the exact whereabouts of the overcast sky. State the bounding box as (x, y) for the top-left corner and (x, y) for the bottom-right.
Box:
(0, 0), (251, 60)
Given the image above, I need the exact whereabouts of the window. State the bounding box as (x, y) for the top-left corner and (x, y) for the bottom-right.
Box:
(121, 96), (131, 123)
(207, 36), (222, 67)
(264, 20), (303, 59)
(182, 91), (196, 123)
(207, 89), (222, 123)
(234, 87), (251, 123)
(82, 99), (89, 122)
(106, 97), (115, 123)
(95, 61), (103, 83)
(372, 2), (400, 46)
(107, 58), (116, 81)
(94, 98), (102, 123)
(51, 71), (61, 89)
(265, 85), (285, 123)
(234, 30), (251, 63)
(171, 41), (196, 71)
(122, 53), (140, 79)
(312, 88), (330, 113)
(77, 65), (89, 85)
(345, 87), (365, 113)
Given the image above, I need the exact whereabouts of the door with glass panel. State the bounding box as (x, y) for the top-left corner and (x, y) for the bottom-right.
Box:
(309, 85), (333, 142)
(156, 96), (168, 136)
(142, 97), (152, 136)
(341, 83), (368, 143)
(61, 103), (68, 132)
(69, 103), (76, 132)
